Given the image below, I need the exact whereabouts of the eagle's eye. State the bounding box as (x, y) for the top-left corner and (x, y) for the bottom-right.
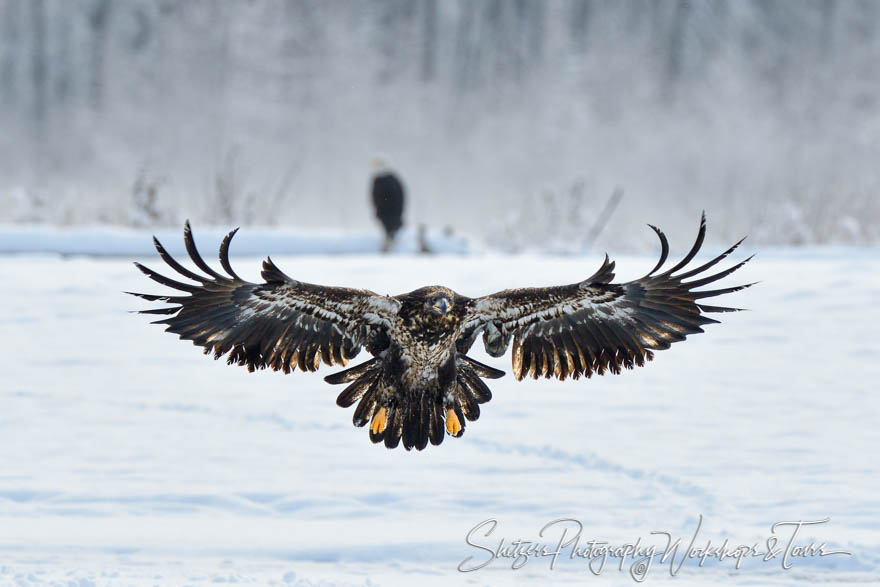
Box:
(430, 296), (451, 315)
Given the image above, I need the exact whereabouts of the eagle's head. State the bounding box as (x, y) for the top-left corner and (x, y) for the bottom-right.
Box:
(428, 293), (451, 315)
(392, 287), (464, 347)
(399, 286), (460, 330)
(422, 286), (454, 316)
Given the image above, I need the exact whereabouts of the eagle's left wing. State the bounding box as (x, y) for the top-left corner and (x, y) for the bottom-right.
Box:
(129, 222), (399, 374)
(460, 214), (753, 380)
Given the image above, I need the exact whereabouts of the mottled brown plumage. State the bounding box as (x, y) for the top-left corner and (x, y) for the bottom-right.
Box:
(130, 214), (752, 450)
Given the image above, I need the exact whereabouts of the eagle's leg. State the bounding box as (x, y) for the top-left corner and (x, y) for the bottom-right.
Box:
(445, 408), (462, 436)
(370, 407), (388, 435)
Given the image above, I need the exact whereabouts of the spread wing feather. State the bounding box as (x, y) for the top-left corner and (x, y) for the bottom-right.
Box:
(128, 222), (399, 374)
(462, 213), (753, 381)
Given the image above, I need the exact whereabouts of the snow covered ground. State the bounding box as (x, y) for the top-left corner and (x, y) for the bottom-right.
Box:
(1, 235), (879, 585)
(0, 225), (469, 257)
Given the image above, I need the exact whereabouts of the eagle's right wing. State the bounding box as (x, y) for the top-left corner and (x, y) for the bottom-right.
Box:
(129, 222), (400, 373)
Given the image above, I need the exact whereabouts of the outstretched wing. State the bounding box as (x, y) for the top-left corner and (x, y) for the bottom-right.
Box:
(461, 213), (753, 380)
(129, 222), (400, 373)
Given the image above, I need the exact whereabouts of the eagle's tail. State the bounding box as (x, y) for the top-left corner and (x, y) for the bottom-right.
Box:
(324, 354), (504, 451)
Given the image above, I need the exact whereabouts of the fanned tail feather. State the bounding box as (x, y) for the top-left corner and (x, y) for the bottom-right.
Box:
(323, 353), (498, 451)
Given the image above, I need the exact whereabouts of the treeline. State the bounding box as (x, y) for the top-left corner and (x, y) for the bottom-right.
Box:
(1, 1), (878, 245)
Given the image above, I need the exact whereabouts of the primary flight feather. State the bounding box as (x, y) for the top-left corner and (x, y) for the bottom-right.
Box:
(130, 214), (752, 451)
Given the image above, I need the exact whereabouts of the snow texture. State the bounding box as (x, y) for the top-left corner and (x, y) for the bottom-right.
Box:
(1, 247), (878, 585)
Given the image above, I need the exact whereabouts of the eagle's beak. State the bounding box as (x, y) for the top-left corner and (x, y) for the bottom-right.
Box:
(434, 298), (450, 314)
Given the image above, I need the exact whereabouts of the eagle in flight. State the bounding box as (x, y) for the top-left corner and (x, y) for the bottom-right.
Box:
(130, 214), (751, 451)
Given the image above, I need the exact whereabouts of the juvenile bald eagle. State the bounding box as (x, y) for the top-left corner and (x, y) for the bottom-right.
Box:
(130, 214), (751, 451)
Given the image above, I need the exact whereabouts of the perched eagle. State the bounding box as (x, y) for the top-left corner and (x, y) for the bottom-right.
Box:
(371, 168), (405, 252)
(130, 214), (751, 451)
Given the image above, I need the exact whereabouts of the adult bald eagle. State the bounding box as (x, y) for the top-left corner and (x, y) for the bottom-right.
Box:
(371, 169), (405, 252)
(130, 214), (751, 451)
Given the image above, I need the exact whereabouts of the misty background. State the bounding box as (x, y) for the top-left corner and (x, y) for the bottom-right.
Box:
(3, 0), (879, 250)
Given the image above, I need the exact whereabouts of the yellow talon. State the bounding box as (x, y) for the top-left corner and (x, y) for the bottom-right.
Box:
(370, 407), (387, 435)
(445, 408), (462, 436)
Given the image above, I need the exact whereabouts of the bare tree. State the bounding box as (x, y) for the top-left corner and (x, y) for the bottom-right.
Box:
(1, 0), (22, 108)
(421, 0), (437, 81)
(30, 0), (48, 176)
(88, 0), (112, 112)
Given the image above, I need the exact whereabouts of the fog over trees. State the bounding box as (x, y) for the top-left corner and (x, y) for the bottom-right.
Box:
(2, 0), (878, 248)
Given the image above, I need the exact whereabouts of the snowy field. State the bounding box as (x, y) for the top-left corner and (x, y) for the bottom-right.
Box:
(1, 237), (879, 585)
(0, 225), (469, 257)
